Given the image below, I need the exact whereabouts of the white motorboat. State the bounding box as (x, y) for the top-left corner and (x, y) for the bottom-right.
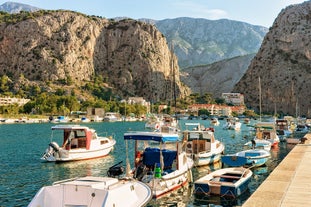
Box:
(124, 127), (193, 198)
(28, 176), (152, 207)
(182, 123), (225, 166)
(103, 112), (121, 122)
(223, 117), (242, 130)
(145, 114), (179, 131)
(50, 115), (69, 123)
(210, 117), (220, 126)
(41, 125), (116, 162)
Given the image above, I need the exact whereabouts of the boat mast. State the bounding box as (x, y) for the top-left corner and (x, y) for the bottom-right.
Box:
(170, 43), (177, 118)
(259, 76), (262, 121)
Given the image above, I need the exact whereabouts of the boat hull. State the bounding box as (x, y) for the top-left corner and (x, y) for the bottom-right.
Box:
(194, 179), (251, 197)
(192, 145), (224, 166)
(244, 140), (271, 151)
(222, 149), (271, 168)
(143, 168), (192, 198)
(28, 176), (152, 207)
(43, 139), (116, 162)
(194, 168), (252, 197)
(52, 145), (115, 162)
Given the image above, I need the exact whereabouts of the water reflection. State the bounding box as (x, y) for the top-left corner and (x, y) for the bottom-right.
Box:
(147, 184), (191, 207)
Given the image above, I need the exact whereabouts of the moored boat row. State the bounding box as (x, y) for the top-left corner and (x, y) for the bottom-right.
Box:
(30, 116), (300, 206)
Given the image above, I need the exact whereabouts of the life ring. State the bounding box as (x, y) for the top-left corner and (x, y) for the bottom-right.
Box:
(155, 124), (160, 130)
(187, 143), (192, 149)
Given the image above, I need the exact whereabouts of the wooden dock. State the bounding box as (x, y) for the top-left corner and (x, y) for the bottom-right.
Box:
(243, 133), (311, 207)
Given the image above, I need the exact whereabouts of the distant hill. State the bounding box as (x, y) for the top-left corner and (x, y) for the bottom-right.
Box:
(181, 54), (255, 98)
(154, 17), (268, 69)
(1, 3), (267, 71)
(0, 1), (40, 13)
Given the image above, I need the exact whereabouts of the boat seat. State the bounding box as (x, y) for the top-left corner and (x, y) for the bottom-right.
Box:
(213, 175), (241, 179)
(245, 152), (261, 157)
(143, 148), (177, 169)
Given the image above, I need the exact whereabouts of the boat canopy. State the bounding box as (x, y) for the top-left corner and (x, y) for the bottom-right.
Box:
(255, 122), (275, 130)
(124, 132), (179, 143)
(51, 125), (89, 130)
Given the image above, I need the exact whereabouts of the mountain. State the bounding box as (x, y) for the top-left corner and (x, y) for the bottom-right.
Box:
(0, 11), (189, 102)
(154, 17), (268, 69)
(0, 2), (270, 105)
(0, 1), (40, 13)
(233, 1), (311, 116)
(181, 54), (255, 98)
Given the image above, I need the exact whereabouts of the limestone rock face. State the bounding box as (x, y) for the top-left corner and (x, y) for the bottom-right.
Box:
(94, 19), (189, 101)
(233, 2), (311, 116)
(0, 11), (189, 101)
(181, 54), (254, 98)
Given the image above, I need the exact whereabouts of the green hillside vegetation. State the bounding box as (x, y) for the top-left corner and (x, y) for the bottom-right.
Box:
(0, 74), (225, 117)
(0, 74), (145, 116)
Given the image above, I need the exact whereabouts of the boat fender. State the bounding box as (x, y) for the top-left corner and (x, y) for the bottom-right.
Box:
(155, 124), (160, 131)
(155, 163), (162, 178)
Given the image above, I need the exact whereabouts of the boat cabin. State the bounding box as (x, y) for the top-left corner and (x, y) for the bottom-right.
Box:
(51, 125), (95, 150)
(183, 126), (217, 154)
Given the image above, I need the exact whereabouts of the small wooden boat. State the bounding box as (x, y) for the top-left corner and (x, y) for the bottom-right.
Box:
(275, 119), (292, 141)
(28, 176), (152, 207)
(221, 149), (271, 168)
(41, 125), (116, 162)
(244, 139), (272, 151)
(194, 167), (252, 197)
(254, 122), (280, 147)
(286, 137), (302, 144)
(182, 123), (225, 166)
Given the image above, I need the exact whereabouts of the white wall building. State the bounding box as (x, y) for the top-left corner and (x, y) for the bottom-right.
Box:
(222, 93), (244, 106)
(0, 97), (30, 106)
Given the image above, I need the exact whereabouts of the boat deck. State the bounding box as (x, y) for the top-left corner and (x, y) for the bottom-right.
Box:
(242, 133), (311, 207)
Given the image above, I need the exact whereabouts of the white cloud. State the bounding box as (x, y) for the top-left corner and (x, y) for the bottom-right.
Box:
(171, 1), (228, 19)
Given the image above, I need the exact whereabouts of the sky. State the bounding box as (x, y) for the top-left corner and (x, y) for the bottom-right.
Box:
(0, 0), (308, 27)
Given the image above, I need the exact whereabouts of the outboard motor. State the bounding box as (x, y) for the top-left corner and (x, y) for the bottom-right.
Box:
(42, 142), (60, 161)
(107, 161), (124, 177)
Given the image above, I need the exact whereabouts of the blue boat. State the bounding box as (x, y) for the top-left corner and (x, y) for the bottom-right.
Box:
(221, 149), (271, 167)
(194, 167), (253, 197)
(124, 128), (194, 198)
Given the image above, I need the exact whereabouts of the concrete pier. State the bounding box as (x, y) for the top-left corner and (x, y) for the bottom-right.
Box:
(243, 133), (311, 207)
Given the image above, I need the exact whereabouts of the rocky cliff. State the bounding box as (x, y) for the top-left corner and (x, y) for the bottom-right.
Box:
(0, 11), (189, 102)
(233, 1), (311, 116)
(181, 54), (255, 98)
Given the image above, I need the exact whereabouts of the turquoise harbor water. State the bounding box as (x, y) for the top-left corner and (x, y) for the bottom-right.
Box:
(0, 119), (292, 207)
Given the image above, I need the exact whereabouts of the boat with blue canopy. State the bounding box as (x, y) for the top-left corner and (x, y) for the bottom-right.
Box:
(124, 126), (193, 198)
